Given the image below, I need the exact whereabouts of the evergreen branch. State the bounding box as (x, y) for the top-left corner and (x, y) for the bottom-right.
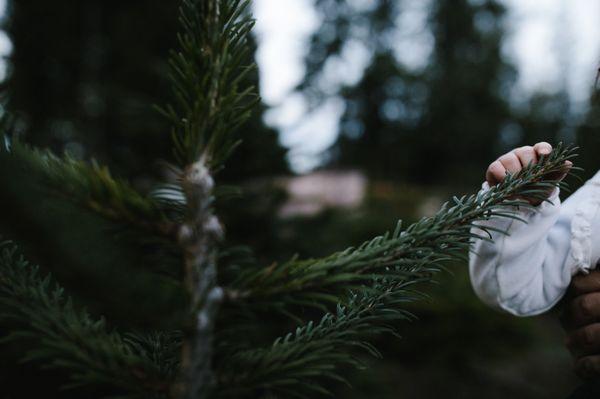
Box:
(218, 278), (429, 398)
(0, 141), (177, 237)
(0, 241), (172, 398)
(159, 0), (259, 168)
(214, 144), (578, 397)
(233, 144), (577, 308)
(124, 331), (183, 381)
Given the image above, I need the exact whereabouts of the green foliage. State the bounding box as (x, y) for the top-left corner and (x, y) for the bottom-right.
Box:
(0, 138), (577, 398)
(158, 0), (258, 168)
(0, 241), (173, 398)
(0, 0), (582, 398)
(219, 279), (424, 398)
(1, 141), (173, 235)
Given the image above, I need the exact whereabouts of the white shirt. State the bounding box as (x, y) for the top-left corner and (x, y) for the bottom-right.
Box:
(469, 170), (600, 316)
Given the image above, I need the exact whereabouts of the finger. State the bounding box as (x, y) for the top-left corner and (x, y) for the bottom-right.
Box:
(567, 293), (600, 329)
(559, 160), (574, 179)
(498, 152), (522, 175)
(533, 142), (552, 156)
(486, 160), (506, 185)
(575, 355), (600, 380)
(513, 146), (537, 167)
(546, 160), (573, 182)
(566, 324), (600, 357)
(571, 271), (600, 296)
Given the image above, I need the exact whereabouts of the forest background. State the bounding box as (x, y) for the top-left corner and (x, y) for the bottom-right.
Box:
(1, 0), (599, 397)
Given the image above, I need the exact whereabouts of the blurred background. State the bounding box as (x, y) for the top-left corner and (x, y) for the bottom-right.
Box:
(0, 0), (599, 397)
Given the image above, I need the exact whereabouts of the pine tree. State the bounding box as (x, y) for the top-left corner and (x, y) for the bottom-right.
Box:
(0, 0), (577, 398)
(299, 0), (518, 185)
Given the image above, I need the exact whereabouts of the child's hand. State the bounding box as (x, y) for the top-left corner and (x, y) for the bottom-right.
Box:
(485, 142), (572, 205)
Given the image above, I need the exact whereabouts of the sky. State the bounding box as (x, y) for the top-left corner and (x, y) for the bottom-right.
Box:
(253, 0), (600, 172)
(0, 1), (597, 172)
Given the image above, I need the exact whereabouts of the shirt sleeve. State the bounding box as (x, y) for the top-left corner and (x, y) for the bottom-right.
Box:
(469, 173), (600, 317)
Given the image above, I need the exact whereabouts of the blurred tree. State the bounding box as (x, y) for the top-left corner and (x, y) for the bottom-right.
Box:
(575, 91), (600, 181)
(298, 0), (575, 186)
(298, 0), (417, 179)
(512, 92), (571, 155)
(4, 0), (178, 177)
(414, 0), (514, 184)
(2, 0), (287, 182)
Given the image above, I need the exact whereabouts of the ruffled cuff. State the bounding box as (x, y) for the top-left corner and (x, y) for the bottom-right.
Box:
(571, 179), (600, 275)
